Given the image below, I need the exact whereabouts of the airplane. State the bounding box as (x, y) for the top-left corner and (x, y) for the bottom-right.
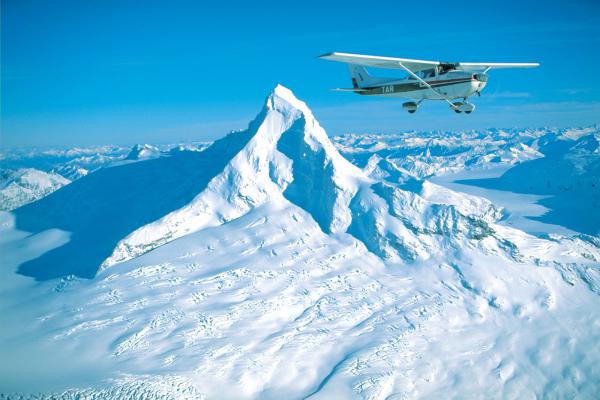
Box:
(319, 52), (539, 114)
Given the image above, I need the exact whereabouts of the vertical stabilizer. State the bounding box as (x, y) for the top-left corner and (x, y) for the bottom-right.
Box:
(348, 64), (379, 88)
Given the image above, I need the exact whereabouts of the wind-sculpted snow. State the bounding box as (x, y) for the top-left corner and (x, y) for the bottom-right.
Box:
(3, 201), (600, 398)
(0, 375), (205, 400)
(1, 87), (600, 398)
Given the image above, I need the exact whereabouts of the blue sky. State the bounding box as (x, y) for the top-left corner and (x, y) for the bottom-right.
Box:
(2, 0), (599, 147)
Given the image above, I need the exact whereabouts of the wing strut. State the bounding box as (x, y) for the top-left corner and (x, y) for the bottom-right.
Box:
(396, 62), (457, 109)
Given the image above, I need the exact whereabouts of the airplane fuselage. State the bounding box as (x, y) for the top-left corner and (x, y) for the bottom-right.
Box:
(357, 70), (488, 101)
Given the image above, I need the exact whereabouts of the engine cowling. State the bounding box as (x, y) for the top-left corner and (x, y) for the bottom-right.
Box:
(473, 73), (488, 82)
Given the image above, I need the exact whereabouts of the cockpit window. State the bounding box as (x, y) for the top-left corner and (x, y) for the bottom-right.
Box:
(407, 69), (436, 80)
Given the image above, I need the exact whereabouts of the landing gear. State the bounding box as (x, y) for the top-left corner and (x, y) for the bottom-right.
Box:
(402, 101), (420, 114)
(450, 101), (475, 114)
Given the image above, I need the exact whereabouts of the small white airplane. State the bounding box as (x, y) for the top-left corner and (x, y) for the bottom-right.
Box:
(319, 52), (539, 114)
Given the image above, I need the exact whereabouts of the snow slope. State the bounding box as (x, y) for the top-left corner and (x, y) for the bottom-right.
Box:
(1, 86), (600, 399)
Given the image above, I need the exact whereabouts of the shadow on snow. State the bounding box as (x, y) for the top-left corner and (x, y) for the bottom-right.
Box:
(14, 129), (256, 281)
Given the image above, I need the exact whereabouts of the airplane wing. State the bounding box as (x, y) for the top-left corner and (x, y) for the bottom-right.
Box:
(319, 52), (539, 72)
(319, 52), (439, 72)
(458, 62), (540, 71)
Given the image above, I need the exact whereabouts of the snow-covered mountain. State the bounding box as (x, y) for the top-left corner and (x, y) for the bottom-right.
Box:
(0, 142), (211, 210)
(333, 126), (598, 179)
(1, 86), (599, 399)
(0, 168), (70, 211)
(460, 131), (600, 235)
(125, 144), (162, 161)
(1, 145), (130, 187)
(334, 125), (600, 235)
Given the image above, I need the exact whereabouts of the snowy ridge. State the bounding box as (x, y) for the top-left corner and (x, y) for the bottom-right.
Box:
(420, 180), (501, 222)
(0, 168), (70, 211)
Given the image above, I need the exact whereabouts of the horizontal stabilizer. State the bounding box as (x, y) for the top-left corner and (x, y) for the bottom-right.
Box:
(331, 88), (368, 92)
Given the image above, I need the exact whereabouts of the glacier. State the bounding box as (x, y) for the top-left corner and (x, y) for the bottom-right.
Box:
(0, 85), (599, 399)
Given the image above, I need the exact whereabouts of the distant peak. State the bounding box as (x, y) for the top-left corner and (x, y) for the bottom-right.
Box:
(126, 143), (161, 160)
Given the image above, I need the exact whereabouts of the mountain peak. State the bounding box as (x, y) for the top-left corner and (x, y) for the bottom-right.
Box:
(271, 84), (299, 104)
(265, 84), (314, 122)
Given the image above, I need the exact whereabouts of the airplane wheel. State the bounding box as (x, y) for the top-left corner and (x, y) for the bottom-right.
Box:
(465, 111), (472, 114)
(408, 110), (416, 114)
(454, 110), (461, 114)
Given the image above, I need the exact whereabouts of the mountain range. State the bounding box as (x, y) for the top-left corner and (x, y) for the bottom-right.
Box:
(0, 86), (599, 399)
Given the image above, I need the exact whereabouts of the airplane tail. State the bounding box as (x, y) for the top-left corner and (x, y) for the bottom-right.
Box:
(348, 64), (380, 88)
